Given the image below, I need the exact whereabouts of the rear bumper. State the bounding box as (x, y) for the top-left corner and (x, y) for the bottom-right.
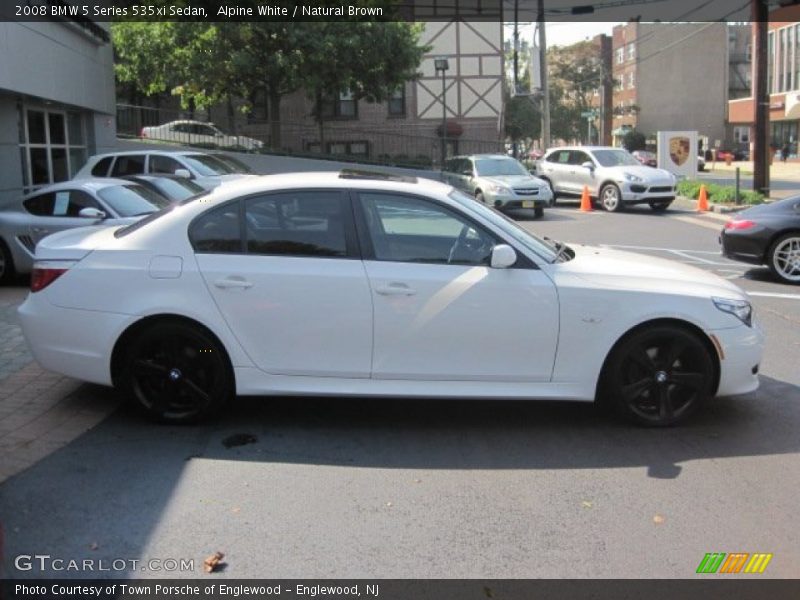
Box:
(711, 323), (764, 397)
(720, 229), (768, 265)
(18, 293), (136, 386)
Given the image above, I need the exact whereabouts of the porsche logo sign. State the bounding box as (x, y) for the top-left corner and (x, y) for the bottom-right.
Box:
(669, 136), (691, 167)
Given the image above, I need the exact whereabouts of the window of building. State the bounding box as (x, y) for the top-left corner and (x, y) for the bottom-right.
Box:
(779, 27), (787, 93)
(734, 126), (750, 144)
(627, 43), (635, 61)
(320, 89), (358, 119)
(615, 47), (624, 64)
(388, 86), (406, 116)
(627, 71), (635, 89)
(768, 31), (774, 93)
(19, 106), (87, 193)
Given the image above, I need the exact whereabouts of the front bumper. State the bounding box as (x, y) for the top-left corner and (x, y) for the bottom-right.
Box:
(486, 188), (553, 209)
(618, 181), (676, 203)
(711, 322), (764, 397)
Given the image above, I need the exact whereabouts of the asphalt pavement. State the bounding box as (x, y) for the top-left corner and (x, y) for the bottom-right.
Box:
(1, 202), (798, 580)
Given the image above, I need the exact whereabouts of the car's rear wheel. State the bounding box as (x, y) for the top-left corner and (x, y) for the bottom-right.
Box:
(121, 322), (234, 423)
(649, 201), (672, 212)
(602, 325), (715, 427)
(600, 183), (622, 212)
(0, 239), (15, 285)
(768, 232), (800, 284)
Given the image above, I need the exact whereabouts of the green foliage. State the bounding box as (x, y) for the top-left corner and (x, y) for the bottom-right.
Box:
(504, 93), (540, 144)
(676, 180), (764, 205)
(547, 42), (604, 142)
(621, 129), (646, 152)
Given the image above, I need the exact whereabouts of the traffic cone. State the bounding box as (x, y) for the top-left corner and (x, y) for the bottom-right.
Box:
(697, 185), (709, 212)
(579, 185), (592, 212)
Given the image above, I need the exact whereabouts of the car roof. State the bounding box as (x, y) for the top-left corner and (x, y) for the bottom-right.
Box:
(89, 149), (210, 160)
(545, 146), (620, 153)
(158, 120), (216, 126)
(452, 153), (516, 160)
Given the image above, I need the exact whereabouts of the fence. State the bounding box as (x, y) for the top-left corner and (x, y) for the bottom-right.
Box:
(116, 104), (505, 169)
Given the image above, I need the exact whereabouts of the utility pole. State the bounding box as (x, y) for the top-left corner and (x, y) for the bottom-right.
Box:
(537, 0), (550, 149)
(752, 0), (769, 196)
(513, 0), (519, 157)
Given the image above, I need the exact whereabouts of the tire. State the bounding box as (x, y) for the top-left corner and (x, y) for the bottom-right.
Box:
(534, 206), (544, 218)
(767, 232), (800, 284)
(601, 325), (715, 427)
(0, 239), (15, 286)
(648, 201), (672, 212)
(600, 183), (623, 212)
(120, 321), (234, 423)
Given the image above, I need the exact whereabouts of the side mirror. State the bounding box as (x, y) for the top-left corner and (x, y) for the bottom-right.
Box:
(490, 244), (517, 269)
(78, 207), (106, 219)
(581, 161), (595, 170)
(174, 168), (192, 179)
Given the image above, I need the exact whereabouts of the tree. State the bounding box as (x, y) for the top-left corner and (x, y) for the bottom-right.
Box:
(547, 41), (604, 144)
(621, 129), (647, 152)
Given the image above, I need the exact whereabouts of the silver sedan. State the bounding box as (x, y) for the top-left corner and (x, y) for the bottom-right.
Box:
(0, 179), (170, 283)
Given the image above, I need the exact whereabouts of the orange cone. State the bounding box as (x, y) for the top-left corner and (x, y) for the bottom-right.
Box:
(579, 185), (592, 212)
(697, 184), (709, 212)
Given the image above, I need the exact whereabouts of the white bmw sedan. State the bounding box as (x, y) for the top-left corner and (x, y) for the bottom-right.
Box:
(19, 171), (763, 427)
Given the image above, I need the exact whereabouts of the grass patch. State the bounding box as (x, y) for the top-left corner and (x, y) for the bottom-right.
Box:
(676, 179), (764, 205)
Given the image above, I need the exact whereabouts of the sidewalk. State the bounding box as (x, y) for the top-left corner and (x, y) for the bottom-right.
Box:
(704, 160), (800, 183)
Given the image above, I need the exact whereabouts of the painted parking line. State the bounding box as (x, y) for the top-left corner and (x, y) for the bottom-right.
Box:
(747, 291), (800, 300)
(602, 244), (748, 268)
(672, 214), (727, 232)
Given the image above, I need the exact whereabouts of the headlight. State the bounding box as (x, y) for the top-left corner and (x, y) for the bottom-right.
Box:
(488, 183), (511, 194)
(712, 297), (753, 327)
(622, 172), (644, 183)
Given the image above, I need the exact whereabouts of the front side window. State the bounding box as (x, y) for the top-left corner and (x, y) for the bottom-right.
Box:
(570, 151), (592, 166)
(245, 191), (348, 258)
(359, 193), (496, 266)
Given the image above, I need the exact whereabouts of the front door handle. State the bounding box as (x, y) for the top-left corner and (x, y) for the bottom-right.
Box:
(214, 277), (253, 290)
(375, 283), (416, 296)
(32, 227), (48, 234)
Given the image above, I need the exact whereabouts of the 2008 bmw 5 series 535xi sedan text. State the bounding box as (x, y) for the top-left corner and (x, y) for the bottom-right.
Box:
(18, 170), (764, 427)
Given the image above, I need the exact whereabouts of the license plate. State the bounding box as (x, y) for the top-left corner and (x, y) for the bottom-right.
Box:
(522, 200), (535, 208)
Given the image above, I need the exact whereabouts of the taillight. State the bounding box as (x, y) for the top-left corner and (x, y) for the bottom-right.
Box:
(30, 267), (68, 292)
(724, 219), (756, 230)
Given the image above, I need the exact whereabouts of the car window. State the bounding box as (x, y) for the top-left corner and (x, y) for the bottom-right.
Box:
(359, 192), (495, 266)
(149, 155), (184, 175)
(190, 203), (243, 253)
(97, 184), (171, 217)
(195, 124), (218, 136)
(148, 178), (206, 202)
(210, 154), (254, 173)
(181, 154), (238, 176)
(53, 190), (100, 216)
(244, 191), (348, 258)
(547, 150), (571, 164)
(592, 149), (641, 167)
(110, 155), (146, 176)
(570, 151), (592, 165)
(171, 123), (191, 134)
(474, 158), (527, 177)
(443, 158), (458, 173)
(90, 157), (113, 177)
(23, 192), (55, 216)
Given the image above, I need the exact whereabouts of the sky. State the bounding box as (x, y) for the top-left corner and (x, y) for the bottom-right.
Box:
(506, 22), (620, 49)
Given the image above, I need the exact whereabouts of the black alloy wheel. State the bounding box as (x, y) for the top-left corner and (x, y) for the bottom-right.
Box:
(603, 325), (715, 426)
(122, 322), (233, 423)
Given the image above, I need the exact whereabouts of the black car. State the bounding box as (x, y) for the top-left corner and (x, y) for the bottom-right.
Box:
(122, 174), (207, 203)
(720, 195), (800, 284)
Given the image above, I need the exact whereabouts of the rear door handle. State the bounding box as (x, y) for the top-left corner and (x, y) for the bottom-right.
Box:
(214, 277), (253, 290)
(375, 283), (416, 296)
(32, 227), (48, 234)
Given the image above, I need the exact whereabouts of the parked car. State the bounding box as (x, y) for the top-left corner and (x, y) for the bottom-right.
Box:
(0, 179), (170, 283)
(632, 150), (657, 167)
(720, 195), (800, 284)
(141, 120), (264, 151)
(536, 146), (678, 212)
(74, 150), (256, 190)
(442, 154), (552, 217)
(19, 170), (762, 427)
(122, 175), (207, 203)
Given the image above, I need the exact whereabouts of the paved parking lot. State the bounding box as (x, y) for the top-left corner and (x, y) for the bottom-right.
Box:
(1, 201), (798, 579)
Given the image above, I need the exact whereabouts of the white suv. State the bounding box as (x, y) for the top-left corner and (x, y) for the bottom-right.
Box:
(536, 146), (678, 212)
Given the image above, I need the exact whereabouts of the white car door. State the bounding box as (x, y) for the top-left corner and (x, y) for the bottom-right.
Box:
(356, 191), (560, 382)
(193, 190), (373, 378)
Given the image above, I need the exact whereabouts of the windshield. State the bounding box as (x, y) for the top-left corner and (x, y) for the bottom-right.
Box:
(149, 178), (207, 202)
(592, 149), (641, 167)
(448, 190), (558, 262)
(211, 153), (254, 173)
(97, 184), (171, 216)
(475, 158), (528, 177)
(181, 154), (241, 176)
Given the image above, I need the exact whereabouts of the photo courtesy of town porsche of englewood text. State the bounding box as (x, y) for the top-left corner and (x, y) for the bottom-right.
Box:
(0, 1), (799, 598)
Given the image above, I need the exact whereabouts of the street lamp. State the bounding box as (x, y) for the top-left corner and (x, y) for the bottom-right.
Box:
(434, 57), (449, 167)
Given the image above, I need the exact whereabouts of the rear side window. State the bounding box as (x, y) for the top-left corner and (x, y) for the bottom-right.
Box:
(111, 155), (146, 176)
(149, 155), (184, 175)
(91, 157), (113, 177)
(190, 203), (242, 253)
(23, 192), (55, 216)
(23, 190), (98, 216)
(244, 191), (348, 258)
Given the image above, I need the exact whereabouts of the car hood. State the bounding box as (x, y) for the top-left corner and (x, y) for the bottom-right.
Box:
(556, 244), (746, 300)
(604, 165), (674, 181)
(482, 174), (546, 187)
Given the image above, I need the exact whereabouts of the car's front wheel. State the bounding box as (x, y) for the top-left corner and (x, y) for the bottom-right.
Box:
(534, 206), (544, 218)
(0, 239), (15, 285)
(601, 325), (715, 426)
(120, 321), (234, 423)
(600, 183), (623, 212)
(768, 232), (800, 284)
